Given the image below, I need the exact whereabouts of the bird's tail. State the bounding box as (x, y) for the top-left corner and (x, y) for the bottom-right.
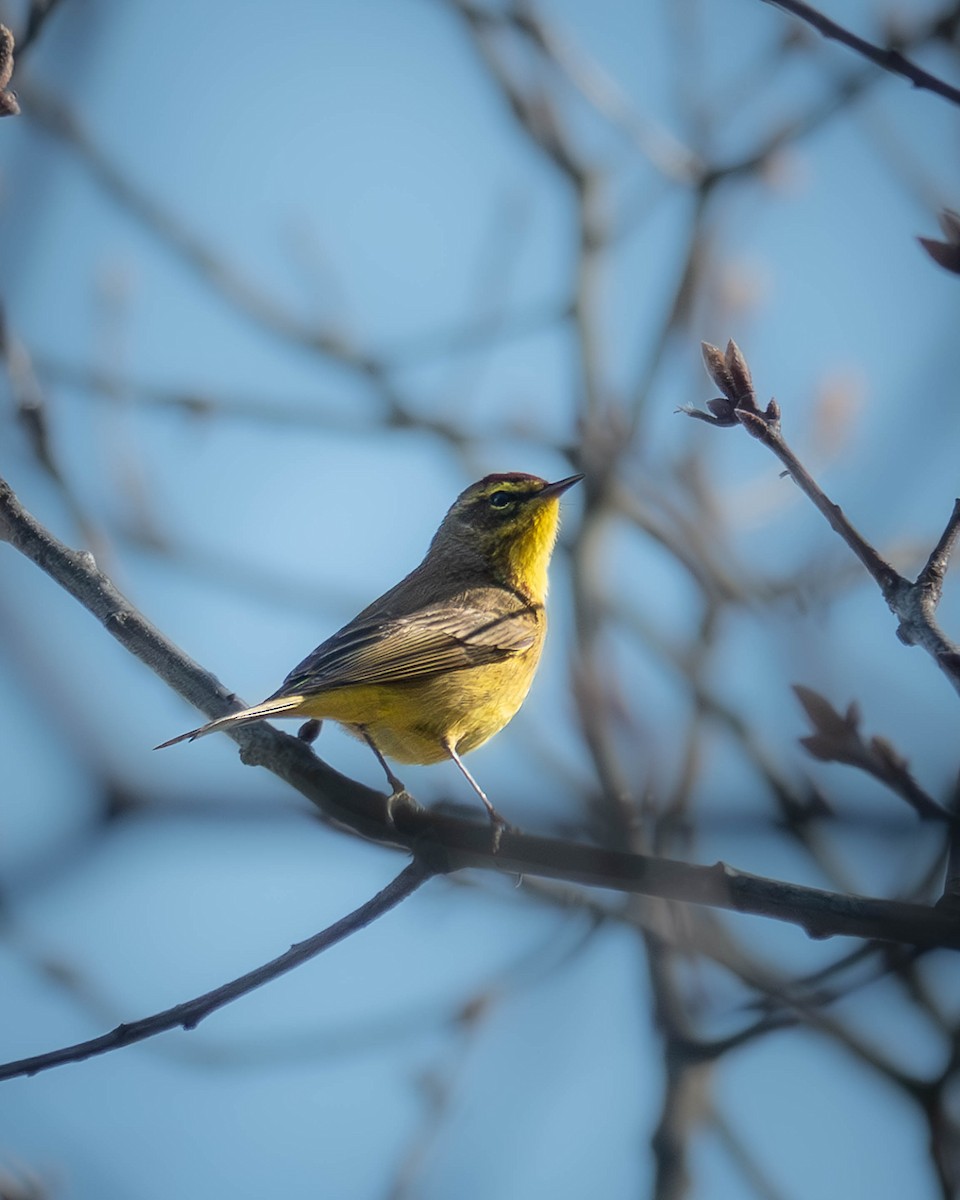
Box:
(154, 694), (307, 749)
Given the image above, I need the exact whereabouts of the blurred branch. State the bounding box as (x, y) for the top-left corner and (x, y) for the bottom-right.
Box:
(18, 83), (355, 362)
(464, 881), (955, 1189)
(526, 875), (926, 1053)
(628, 196), (710, 422)
(451, 0), (612, 425)
(450, 0), (701, 183)
(382, 921), (596, 1200)
(520, 7), (701, 183)
(941, 775), (960, 909)
(377, 296), (570, 367)
(32, 352), (410, 433)
(794, 684), (953, 823)
(16, 0), (65, 57)
(18, 81), (466, 444)
(919, 208), (960, 276)
(3, 475), (960, 947)
(686, 341), (960, 698)
(0, 859), (434, 1081)
(0, 312), (104, 551)
(0, 1162), (49, 1200)
(711, 1106), (792, 1200)
(760, 0), (960, 109)
(33, 344), (537, 448)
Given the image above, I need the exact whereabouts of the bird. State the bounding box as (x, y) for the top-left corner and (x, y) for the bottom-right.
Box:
(157, 471), (583, 842)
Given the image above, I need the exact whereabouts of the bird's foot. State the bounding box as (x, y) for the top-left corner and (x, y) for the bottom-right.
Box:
(484, 806), (511, 854)
(385, 787), (419, 827)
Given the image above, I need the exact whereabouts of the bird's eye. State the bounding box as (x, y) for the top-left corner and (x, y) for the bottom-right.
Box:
(489, 491), (513, 509)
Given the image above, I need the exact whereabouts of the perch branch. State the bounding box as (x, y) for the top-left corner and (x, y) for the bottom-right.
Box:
(2, 474), (960, 948)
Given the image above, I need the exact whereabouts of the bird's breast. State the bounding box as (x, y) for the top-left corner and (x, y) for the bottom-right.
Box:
(300, 633), (546, 764)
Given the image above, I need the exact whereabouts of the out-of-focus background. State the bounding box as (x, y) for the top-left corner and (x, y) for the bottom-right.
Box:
(2, 1), (960, 1197)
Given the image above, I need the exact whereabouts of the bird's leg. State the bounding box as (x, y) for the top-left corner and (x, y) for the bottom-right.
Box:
(360, 729), (415, 825)
(442, 740), (508, 853)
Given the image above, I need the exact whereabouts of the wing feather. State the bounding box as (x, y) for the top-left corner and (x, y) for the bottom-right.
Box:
(272, 598), (540, 697)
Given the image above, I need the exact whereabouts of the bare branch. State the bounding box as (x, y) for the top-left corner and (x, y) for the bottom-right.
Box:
(517, 5), (701, 183)
(0, 860), (434, 1081)
(918, 499), (960, 607)
(759, 0), (960, 109)
(689, 341), (960, 698)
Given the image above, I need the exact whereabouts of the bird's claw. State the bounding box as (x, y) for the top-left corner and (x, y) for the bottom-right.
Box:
(385, 787), (419, 826)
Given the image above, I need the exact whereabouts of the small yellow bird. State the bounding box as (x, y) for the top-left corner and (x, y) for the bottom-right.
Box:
(157, 471), (583, 837)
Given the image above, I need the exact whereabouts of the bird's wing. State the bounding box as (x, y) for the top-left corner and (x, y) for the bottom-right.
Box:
(273, 599), (540, 696)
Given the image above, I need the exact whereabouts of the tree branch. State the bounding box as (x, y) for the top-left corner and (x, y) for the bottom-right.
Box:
(2, 473), (960, 948)
(760, 0), (960, 110)
(687, 341), (960, 698)
(0, 860), (434, 1081)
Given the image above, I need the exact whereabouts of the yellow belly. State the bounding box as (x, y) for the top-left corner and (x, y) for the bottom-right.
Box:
(293, 647), (544, 764)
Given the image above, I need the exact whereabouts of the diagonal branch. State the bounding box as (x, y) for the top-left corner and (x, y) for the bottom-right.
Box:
(918, 499), (960, 608)
(760, 0), (960, 110)
(0, 860), (434, 1081)
(688, 342), (960, 699)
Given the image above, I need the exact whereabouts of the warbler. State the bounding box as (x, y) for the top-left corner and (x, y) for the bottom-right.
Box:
(157, 471), (583, 838)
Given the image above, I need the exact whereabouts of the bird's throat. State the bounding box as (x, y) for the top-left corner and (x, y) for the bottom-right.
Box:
(496, 500), (560, 604)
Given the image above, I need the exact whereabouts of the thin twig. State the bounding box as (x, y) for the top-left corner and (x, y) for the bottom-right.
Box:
(760, 0), (960, 110)
(688, 342), (960, 698)
(0, 859), (434, 1081)
(918, 499), (960, 607)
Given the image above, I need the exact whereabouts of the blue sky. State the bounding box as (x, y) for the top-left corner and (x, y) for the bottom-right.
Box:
(1, 1), (959, 1197)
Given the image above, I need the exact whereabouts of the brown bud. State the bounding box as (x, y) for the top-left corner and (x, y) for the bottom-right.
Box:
(0, 25), (17, 116)
(707, 397), (739, 425)
(725, 340), (754, 400)
(919, 236), (960, 276)
(0, 25), (14, 90)
(701, 342), (736, 400)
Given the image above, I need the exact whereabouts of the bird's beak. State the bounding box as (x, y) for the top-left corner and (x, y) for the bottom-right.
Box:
(537, 473), (584, 500)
